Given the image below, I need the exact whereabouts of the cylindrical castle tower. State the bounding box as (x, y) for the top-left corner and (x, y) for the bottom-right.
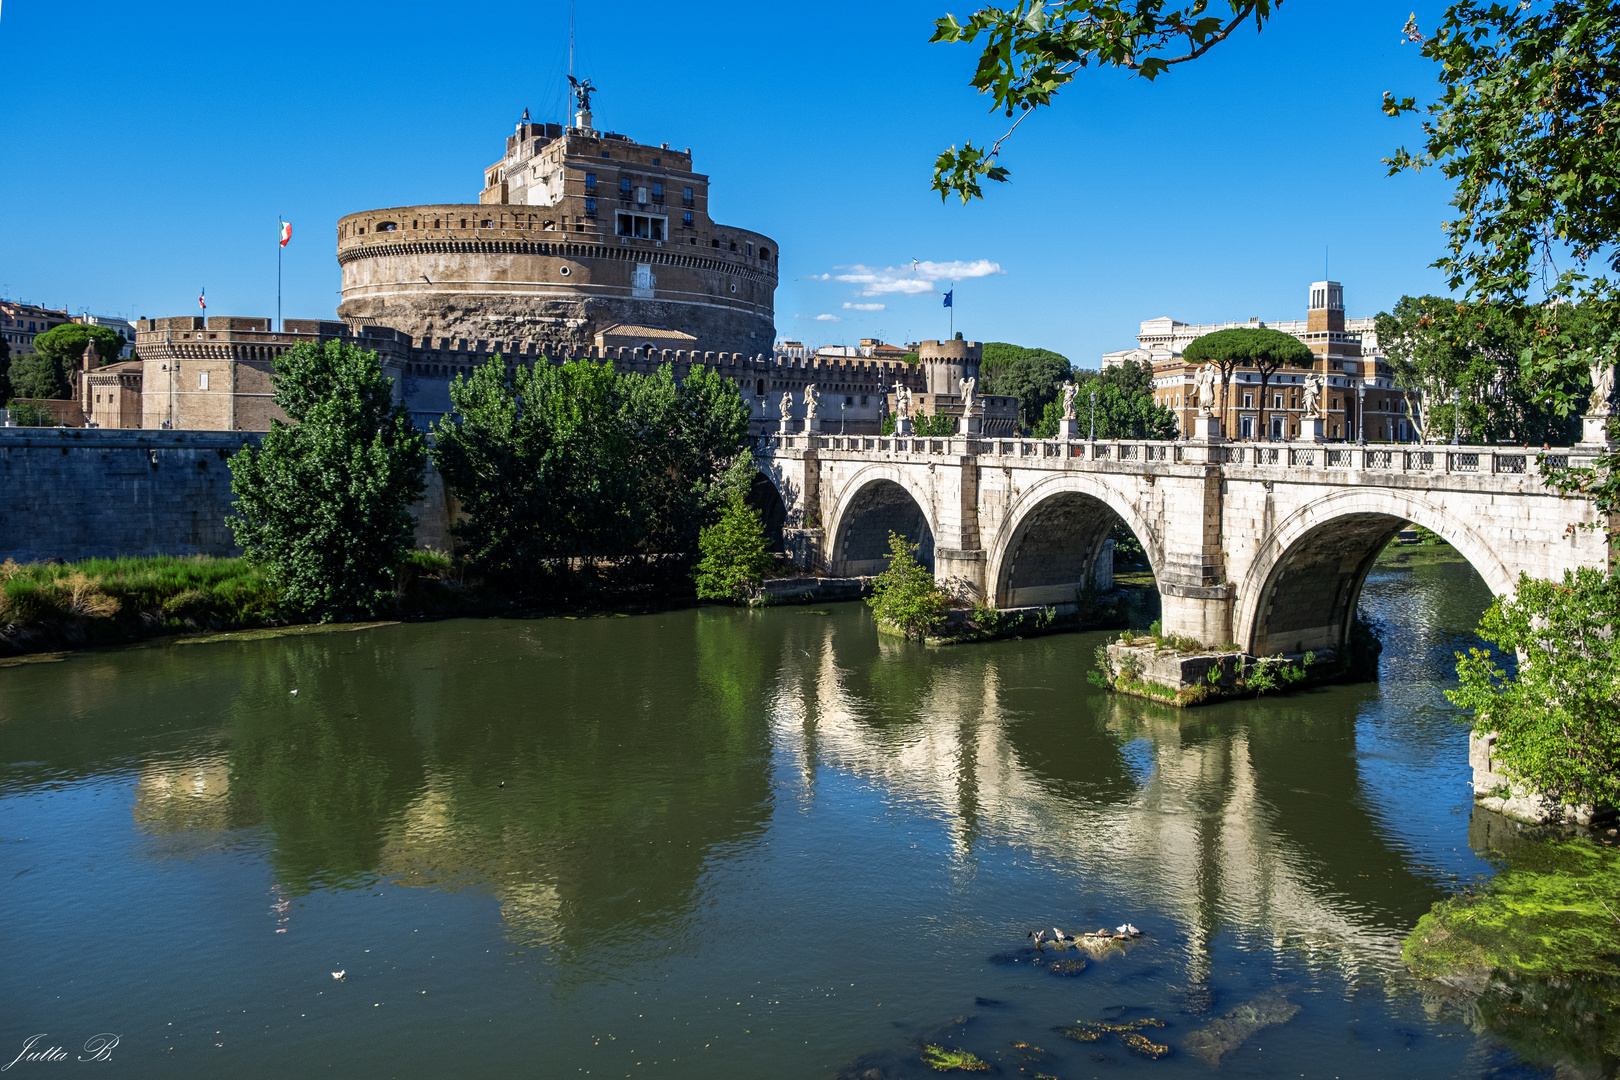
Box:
(919, 336), (982, 395)
(336, 115), (777, 355)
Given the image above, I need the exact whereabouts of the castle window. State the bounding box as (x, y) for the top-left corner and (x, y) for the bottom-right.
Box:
(584, 198), (596, 216)
(683, 186), (694, 207)
(198, 371), (209, 390)
(759, 247), (770, 260)
(756, 379), (765, 396)
(730, 241), (738, 251)
(620, 177), (632, 194)
(653, 158), (660, 166)
(712, 238), (720, 248)
(652, 182), (663, 202)
(682, 212), (693, 228)
(585, 172), (596, 189)
(481, 220), (493, 228)
(602, 151), (610, 158)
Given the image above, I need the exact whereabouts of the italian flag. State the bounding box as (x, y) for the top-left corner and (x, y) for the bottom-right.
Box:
(279, 221), (292, 247)
(198, 288), (206, 310)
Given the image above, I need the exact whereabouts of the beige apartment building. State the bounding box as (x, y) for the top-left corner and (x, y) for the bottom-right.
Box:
(1105, 281), (1416, 442)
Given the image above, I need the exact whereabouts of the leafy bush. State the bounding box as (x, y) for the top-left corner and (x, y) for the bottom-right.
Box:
(1448, 568), (1620, 810)
(867, 532), (948, 641)
(693, 486), (774, 604)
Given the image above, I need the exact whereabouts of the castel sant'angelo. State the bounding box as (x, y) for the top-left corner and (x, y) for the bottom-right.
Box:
(126, 83), (1006, 436)
(336, 83), (778, 356)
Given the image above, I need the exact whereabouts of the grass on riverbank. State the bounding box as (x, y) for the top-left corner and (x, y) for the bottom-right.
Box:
(0, 552), (481, 655)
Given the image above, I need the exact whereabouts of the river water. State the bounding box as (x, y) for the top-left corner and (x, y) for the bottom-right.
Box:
(1, 547), (1551, 1078)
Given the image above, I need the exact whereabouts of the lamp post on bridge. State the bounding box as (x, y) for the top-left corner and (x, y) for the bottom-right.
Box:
(1357, 384), (1366, 445)
(1451, 388), (1461, 446)
(1089, 390), (1096, 441)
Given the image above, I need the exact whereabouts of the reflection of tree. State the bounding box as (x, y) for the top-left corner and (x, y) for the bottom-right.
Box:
(375, 613), (775, 965)
(224, 636), (429, 893)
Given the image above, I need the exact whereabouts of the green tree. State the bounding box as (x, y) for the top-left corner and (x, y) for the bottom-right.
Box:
(1043, 359), (1177, 438)
(432, 357), (632, 583)
(867, 532), (949, 641)
(228, 340), (426, 621)
(6, 351), (71, 400)
(432, 359), (748, 586)
(32, 323), (125, 371)
(1448, 568), (1620, 811)
(1383, 3), (1620, 504)
(979, 342), (1073, 430)
(693, 487), (775, 603)
(621, 364), (750, 565)
(1181, 327), (1313, 439)
(1374, 296), (1582, 445)
(0, 336), (10, 404)
(929, 1), (1281, 201)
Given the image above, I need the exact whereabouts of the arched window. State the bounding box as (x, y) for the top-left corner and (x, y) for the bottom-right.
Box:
(756, 378), (765, 396)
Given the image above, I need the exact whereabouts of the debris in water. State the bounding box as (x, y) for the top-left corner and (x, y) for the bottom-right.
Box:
(1046, 958), (1087, 977)
(1120, 1031), (1171, 1059)
(1184, 987), (1299, 1066)
(920, 1044), (990, 1072)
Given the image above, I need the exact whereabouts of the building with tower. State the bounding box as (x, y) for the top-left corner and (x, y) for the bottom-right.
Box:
(1105, 280), (1417, 443)
(334, 88), (777, 357)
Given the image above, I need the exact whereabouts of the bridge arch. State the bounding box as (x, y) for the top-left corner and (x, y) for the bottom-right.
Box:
(826, 465), (939, 575)
(1234, 487), (1515, 657)
(986, 473), (1162, 609)
(744, 468), (789, 552)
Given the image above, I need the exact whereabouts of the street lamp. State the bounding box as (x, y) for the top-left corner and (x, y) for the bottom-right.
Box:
(1356, 384), (1366, 445)
(1089, 390), (1096, 441)
(1451, 388), (1461, 445)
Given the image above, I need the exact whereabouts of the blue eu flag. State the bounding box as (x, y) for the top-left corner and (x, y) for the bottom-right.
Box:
(943, 289), (954, 308)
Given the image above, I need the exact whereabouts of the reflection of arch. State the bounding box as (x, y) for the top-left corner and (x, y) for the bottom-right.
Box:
(1235, 488), (1513, 656)
(986, 474), (1161, 608)
(745, 470), (788, 553)
(827, 467), (937, 575)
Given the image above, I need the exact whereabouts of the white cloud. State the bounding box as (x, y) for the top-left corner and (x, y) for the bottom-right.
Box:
(829, 259), (1003, 297)
(842, 302), (886, 311)
(794, 312), (843, 322)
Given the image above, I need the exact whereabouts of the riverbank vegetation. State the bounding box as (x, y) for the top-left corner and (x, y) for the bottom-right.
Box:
(1449, 567), (1620, 812)
(229, 340), (427, 622)
(1405, 832), (1620, 1067)
(431, 356), (748, 596)
(867, 533), (949, 641)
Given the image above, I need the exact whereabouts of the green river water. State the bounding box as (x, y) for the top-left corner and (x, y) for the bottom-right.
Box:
(0, 547), (1579, 1077)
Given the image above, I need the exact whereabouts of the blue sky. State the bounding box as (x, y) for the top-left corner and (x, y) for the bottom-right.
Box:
(0, 0), (1457, 367)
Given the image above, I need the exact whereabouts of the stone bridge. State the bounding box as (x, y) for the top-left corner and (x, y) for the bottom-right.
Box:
(755, 433), (1612, 655)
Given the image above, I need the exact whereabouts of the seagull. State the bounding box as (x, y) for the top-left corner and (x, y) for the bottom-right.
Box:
(1116, 923), (1140, 937)
(1028, 929), (1046, 949)
(1052, 928), (1072, 945)
(289, 689), (298, 696)
(332, 970), (345, 980)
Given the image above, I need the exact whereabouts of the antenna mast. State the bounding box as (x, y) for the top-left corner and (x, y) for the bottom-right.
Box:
(569, 0), (575, 80)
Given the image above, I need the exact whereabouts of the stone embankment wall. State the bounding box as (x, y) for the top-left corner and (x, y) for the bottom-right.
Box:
(0, 428), (452, 564)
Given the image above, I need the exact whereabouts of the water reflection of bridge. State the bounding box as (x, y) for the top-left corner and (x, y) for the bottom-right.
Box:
(772, 627), (1427, 983)
(81, 608), (1453, 981)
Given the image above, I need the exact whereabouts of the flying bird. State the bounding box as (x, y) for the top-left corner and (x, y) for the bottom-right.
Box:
(332, 970), (346, 980)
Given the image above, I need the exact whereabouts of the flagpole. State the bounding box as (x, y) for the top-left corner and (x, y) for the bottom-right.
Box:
(277, 217), (283, 333)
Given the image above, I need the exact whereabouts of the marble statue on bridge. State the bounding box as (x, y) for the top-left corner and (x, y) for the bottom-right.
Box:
(961, 376), (977, 416)
(1303, 374), (1325, 419)
(1193, 365), (1218, 415)
(1589, 358), (1615, 417)
(1062, 382), (1078, 421)
(895, 384), (913, 419)
(804, 384), (820, 422)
